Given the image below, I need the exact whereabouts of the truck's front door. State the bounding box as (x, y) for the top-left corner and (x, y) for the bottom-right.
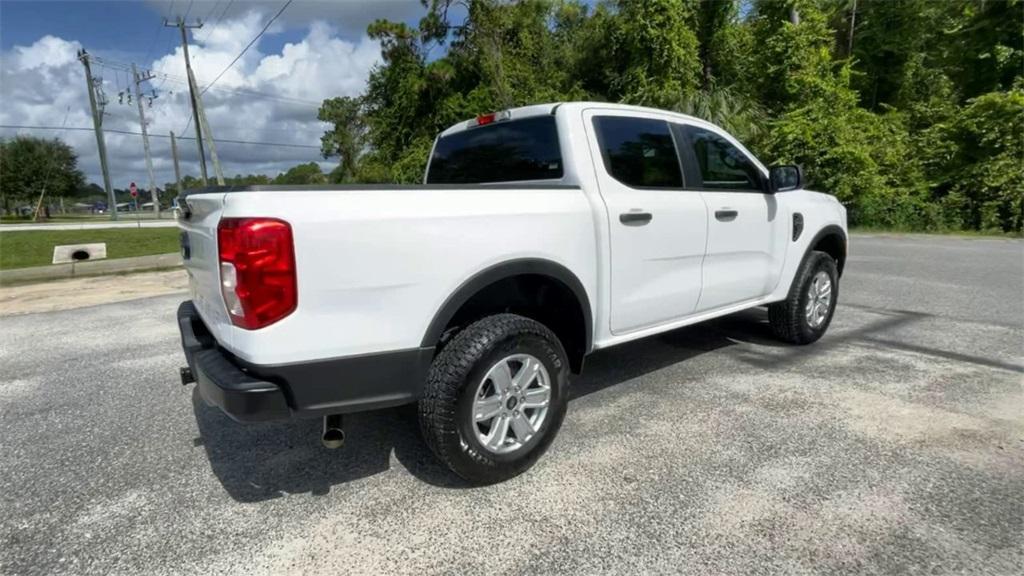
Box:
(674, 124), (786, 312)
(584, 110), (709, 334)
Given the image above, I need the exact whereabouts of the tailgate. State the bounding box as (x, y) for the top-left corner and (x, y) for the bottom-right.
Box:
(178, 193), (233, 349)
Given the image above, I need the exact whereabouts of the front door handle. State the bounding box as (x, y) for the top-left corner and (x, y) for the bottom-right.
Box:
(620, 211), (653, 225)
(715, 209), (738, 221)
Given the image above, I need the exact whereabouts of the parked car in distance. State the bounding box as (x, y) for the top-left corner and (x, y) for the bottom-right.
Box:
(177, 102), (848, 483)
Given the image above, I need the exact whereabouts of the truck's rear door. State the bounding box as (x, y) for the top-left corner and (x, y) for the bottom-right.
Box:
(178, 193), (234, 349)
(583, 109), (709, 334)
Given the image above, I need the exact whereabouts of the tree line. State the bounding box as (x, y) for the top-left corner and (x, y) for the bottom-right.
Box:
(2, 1), (1018, 231)
(0, 134), (331, 214)
(318, 0), (1022, 233)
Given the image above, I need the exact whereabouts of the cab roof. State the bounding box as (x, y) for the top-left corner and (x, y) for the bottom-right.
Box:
(437, 101), (708, 137)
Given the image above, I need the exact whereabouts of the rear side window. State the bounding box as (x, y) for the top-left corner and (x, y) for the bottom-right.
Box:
(683, 126), (762, 191)
(592, 116), (682, 188)
(426, 116), (563, 184)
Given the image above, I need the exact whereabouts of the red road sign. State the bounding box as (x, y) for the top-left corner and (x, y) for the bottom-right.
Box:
(130, 182), (138, 198)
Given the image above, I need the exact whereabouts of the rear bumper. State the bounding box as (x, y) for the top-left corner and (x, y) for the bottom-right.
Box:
(177, 301), (434, 422)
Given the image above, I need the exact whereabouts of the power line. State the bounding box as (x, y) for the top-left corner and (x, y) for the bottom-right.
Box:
(141, 0), (172, 65)
(153, 1), (179, 91)
(32, 106), (73, 219)
(201, 0), (222, 23)
(201, 0), (293, 95)
(0, 124), (321, 149)
(90, 55), (320, 107)
(197, 0), (234, 43)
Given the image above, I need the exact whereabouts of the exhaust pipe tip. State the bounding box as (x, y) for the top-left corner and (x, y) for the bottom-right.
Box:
(322, 427), (345, 449)
(321, 414), (345, 449)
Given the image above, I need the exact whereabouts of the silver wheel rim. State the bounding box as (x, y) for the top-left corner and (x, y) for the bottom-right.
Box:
(805, 270), (833, 329)
(471, 354), (551, 455)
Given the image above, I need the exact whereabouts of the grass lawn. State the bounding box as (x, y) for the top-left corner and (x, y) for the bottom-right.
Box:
(1, 214), (175, 223)
(0, 228), (181, 270)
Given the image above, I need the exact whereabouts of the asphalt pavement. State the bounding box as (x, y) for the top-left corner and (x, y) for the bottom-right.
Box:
(1, 233), (1021, 575)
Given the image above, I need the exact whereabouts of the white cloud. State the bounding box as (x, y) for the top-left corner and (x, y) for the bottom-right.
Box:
(146, 0), (425, 38)
(0, 12), (382, 191)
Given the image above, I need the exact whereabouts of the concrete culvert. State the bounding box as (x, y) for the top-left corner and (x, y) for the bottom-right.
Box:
(52, 243), (107, 264)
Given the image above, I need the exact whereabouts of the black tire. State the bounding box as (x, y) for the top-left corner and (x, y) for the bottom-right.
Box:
(418, 313), (570, 484)
(768, 250), (839, 344)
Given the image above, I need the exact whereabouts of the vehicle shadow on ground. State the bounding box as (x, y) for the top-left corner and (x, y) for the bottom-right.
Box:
(193, 306), (938, 499)
(193, 314), (755, 500)
(192, 389), (447, 501)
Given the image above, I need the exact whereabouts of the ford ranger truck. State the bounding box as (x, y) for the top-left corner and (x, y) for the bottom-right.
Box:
(177, 102), (848, 484)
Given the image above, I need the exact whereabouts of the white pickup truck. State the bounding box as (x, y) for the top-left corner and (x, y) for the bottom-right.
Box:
(177, 102), (847, 483)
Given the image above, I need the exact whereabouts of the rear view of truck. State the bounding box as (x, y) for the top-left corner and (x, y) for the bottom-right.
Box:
(177, 104), (598, 483)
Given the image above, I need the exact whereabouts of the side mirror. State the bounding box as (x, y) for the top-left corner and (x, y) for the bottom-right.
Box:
(768, 164), (803, 193)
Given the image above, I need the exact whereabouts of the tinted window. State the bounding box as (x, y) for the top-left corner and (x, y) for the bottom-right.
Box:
(684, 126), (762, 190)
(426, 116), (563, 184)
(593, 116), (682, 188)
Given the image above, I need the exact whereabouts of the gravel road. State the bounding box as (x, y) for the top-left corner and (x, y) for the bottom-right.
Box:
(1, 233), (1021, 575)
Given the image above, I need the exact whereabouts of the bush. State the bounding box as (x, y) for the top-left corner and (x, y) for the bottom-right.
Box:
(941, 88), (1024, 232)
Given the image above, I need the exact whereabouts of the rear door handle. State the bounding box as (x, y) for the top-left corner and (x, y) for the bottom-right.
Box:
(715, 209), (738, 221)
(620, 211), (653, 225)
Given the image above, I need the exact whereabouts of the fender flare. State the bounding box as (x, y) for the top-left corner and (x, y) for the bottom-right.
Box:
(420, 258), (594, 354)
(799, 224), (848, 278)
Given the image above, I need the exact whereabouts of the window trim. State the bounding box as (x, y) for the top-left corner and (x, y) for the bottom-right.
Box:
(590, 115), (688, 191)
(674, 123), (769, 194)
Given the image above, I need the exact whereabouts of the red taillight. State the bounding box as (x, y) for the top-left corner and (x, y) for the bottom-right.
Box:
(217, 217), (296, 330)
(476, 113), (496, 126)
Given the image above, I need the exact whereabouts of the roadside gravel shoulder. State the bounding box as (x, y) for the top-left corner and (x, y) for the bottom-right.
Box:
(0, 268), (187, 316)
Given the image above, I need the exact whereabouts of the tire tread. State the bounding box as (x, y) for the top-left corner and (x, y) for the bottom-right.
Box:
(768, 251), (838, 345)
(418, 313), (567, 482)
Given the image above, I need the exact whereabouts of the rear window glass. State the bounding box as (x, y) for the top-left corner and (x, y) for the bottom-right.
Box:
(426, 116), (563, 184)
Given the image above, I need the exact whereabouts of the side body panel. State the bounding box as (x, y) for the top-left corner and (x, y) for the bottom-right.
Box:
(670, 121), (788, 312)
(697, 190), (784, 311)
(764, 191), (849, 302)
(211, 186), (598, 365)
(581, 108), (709, 334)
(550, 103), (847, 350)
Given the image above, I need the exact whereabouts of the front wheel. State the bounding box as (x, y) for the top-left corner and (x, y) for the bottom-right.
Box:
(418, 314), (570, 484)
(768, 251), (839, 344)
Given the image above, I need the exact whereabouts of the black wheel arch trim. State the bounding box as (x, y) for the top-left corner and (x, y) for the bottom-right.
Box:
(802, 224), (847, 278)
(420, 258), (594, 355)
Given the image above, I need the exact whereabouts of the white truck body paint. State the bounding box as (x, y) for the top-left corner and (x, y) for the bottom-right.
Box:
(179, 102), (847, 365)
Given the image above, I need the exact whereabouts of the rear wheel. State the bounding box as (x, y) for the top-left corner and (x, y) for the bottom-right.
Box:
(768, 251), (839, 344)
(418, 313), (569, 484)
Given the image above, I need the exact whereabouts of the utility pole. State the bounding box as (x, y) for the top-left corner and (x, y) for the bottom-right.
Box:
(166, 17), (208, 185)
(170, 131), (184, 200)
(187, 65), (225, 184)
(78, 49), (117, 220)
(132, 63), (160, 217)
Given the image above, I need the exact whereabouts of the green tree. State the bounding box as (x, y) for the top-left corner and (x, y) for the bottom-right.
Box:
(0, 136), (85, 215)
(839, 0), (946, 109)
(940, 87), (1024, 232)
(604, 0), (702, 108)
(274, 162), (328, 185)
(944, 0), (1024, 100)
(313, 0), (1021, 232)
(318, 96), (366, 182)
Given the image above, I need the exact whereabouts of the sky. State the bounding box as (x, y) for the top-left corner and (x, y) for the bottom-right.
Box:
(0, 0), (438, 189)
